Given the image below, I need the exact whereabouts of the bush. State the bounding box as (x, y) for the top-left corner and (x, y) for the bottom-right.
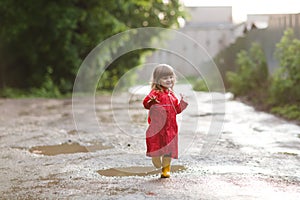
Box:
(192, 79), (209, 92)
(269, 28), (300, 105)
(267, 28), (300, 120)
(271, 105), (300, 121)
(226, 42), (268, 97)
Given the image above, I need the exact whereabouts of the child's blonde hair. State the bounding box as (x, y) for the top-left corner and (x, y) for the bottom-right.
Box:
(151, 64), (176, 90)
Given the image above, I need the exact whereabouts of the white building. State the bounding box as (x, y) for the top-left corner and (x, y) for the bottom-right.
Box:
(144, 6), (244, 77)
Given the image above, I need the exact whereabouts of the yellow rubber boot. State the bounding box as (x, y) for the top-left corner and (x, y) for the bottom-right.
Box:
(152, 156), (162, 168)
(161, 156), (171, 178)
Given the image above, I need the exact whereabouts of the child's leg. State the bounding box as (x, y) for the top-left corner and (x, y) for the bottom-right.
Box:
(151, 156), (162, 168)
(161, 155), (171, 178)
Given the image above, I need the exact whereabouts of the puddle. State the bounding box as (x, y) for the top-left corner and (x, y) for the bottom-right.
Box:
(97, 165), (186, 177)
(29, 142), (112, 156)
(277, 152), (298, 156)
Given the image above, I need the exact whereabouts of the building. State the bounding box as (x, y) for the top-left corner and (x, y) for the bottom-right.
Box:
(143, 6), (244, 78)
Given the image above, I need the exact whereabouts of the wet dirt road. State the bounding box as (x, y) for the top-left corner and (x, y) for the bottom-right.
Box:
(0, 85), (299, 199)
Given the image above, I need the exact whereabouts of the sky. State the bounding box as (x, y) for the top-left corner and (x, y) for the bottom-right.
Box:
(182, 0), (300, 23)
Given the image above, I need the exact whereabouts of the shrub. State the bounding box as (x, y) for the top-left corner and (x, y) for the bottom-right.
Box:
(192, 79), (209, 92)
(268, 28), (300, 120)
(226, 42), (268, 97)
(270, 28), (300, 105)
(271, 105), (300, 121)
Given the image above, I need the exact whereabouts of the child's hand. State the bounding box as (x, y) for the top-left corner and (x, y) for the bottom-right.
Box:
(180, 93), (188, 102)
(147, 95), (160, 104)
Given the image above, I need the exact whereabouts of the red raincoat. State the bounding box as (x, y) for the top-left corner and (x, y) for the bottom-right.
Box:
(143, 88), (188, 159)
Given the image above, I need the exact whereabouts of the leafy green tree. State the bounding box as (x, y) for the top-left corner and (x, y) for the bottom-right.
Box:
(0, 0), (186, 96)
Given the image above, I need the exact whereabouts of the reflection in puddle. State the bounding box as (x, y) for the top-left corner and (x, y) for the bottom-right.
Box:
(29, 142), (111, 156)
(97, 165), (186, 177)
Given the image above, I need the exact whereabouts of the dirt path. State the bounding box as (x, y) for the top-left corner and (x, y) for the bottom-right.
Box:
(0, 87), (299, 199)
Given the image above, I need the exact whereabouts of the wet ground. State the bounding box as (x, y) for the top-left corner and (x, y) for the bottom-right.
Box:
(0, 84), (300, 199)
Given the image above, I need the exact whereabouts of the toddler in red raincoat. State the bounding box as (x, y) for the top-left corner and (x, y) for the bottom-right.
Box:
(143, 64), (188, 178)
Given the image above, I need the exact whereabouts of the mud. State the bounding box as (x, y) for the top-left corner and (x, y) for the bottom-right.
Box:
(29, 142), (112, 156)
(97, 165), (186, 177)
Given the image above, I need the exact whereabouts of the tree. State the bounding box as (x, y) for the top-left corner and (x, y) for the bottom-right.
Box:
(0, 0), (186, 95)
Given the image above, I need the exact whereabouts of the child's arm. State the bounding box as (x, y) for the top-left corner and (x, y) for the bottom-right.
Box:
(175, 93), (188, 114)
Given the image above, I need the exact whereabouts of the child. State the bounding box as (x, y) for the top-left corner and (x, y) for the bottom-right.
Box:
(143, 64), (188, 178)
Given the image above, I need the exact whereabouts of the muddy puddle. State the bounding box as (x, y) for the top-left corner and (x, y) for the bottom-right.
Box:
(29, 142), (112, 156)
(97, 165), (186, 177)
